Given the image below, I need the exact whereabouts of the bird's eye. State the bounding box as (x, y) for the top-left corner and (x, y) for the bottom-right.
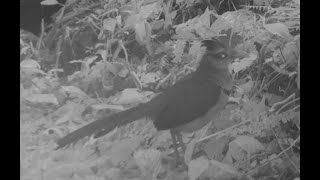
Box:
(216, 52), (228, 59)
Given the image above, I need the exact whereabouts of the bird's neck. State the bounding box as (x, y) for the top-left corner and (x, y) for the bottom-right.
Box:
(195, 65), (233, 90)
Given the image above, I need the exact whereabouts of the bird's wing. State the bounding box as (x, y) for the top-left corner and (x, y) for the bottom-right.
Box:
(153, 75), (222, 130)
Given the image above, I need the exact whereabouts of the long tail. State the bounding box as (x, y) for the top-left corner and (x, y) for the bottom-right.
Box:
(56, 102), (154, 149)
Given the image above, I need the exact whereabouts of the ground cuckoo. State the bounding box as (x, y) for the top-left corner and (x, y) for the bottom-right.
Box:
(56, 39), (243, 157)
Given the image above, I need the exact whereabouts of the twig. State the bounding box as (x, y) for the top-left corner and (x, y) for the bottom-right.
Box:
(36, 19), (45, 52)
(252, 71), (281, 99)
(228, 28), (234, 47)
(280, 105), (300, 115)
(269, 62), (291, 76)
(197, 119), (251, 143)
(276, 96), (299, 114)
(54, 36), (63, 78)
(155, 72), (172, 91)
(270, 93), (295, 112)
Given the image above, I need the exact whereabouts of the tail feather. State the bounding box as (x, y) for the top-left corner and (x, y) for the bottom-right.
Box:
(56, 102), (153, 149)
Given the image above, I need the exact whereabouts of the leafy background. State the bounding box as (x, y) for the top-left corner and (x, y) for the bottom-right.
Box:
(20, 0), (300, 179)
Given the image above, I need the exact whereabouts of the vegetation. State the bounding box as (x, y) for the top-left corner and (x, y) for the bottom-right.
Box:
(20, 0), (300, 179)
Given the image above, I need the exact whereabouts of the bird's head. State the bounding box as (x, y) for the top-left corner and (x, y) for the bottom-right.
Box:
(197, 39), (247, 89)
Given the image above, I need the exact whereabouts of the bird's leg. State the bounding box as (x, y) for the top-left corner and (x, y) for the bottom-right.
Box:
(176, 133), (186, 153)
(170, 130), (189, 170)
(170, 130), (180, 159)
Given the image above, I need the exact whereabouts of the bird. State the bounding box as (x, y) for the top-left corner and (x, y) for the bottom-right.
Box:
(56, 39), (243, 157)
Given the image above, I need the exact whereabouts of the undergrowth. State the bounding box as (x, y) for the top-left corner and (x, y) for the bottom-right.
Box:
(20, 0), (300, 180)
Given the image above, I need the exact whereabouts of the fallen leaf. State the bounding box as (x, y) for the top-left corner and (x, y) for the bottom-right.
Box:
(91, 104), (124, 111)
(40, 0), (59, 6)
(113, 88), (146, 105)
(61, 86), (87, 98)
(24, 94), (58, 105)
(20, 59), (45, 75)
(264, 23), (293, 40)
(54, 102), (86, 125)
(223, 136), (264, 168)
(103, 18), (117, 32)
(202, 159), (240, 179)
(231, 54), (257, 74)
(231, 136), (264, 155)
(204, 137), (229, 161)
(188, 156), (209, 180)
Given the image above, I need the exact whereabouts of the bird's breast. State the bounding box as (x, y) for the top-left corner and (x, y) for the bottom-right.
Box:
(173, 89), (228, 133)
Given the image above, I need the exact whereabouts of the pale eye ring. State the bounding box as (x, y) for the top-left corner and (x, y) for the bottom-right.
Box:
(216, 52), (228, 59)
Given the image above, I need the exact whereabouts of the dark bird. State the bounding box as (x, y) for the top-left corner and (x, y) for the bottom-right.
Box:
(56, 39), (244, 156)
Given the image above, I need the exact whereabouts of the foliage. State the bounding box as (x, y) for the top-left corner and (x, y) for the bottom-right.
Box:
(20, 0), (300, 180)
